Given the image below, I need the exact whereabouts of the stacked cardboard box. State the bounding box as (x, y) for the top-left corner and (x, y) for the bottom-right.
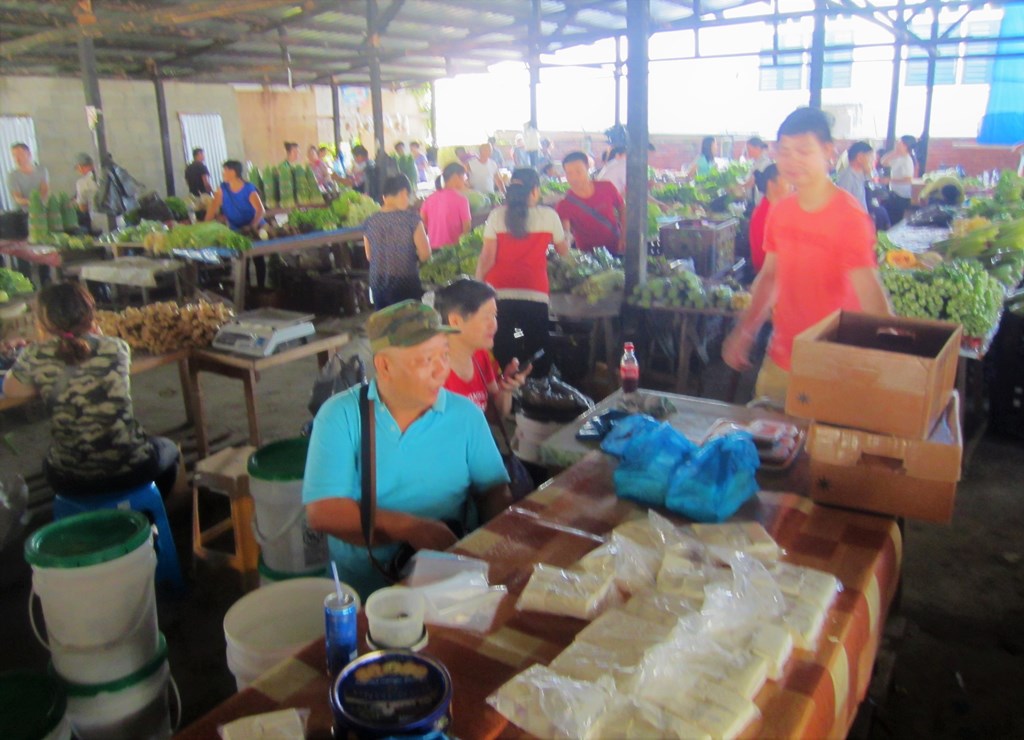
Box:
(785, 311), (963, 523)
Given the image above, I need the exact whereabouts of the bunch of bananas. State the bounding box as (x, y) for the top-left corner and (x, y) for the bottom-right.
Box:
(933, 218), (1023, 259)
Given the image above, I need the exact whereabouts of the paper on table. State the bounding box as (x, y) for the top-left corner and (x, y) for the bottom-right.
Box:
(218, 708), (307, 739)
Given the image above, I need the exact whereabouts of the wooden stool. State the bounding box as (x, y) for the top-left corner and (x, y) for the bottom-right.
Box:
(192, 445), (259, 588)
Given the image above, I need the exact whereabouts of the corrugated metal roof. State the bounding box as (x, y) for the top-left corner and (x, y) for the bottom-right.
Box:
(0, 1), (1002, 87)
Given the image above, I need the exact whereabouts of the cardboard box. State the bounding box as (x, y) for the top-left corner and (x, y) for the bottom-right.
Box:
(786, 311), (961, 439)
(807, 393), (961, 523)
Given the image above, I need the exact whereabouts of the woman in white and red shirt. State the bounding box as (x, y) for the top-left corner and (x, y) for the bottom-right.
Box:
(435, 278), (531, 417)
(476, 168), (569, 374)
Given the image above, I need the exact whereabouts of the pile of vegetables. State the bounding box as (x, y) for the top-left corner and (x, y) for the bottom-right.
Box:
(164, 222), (251, 253)
(95, 300), (234, 354)
(329, 189), (380, 228)
(100, 220), (168, 245)
(288, 208), (340, 233)
(164, 196), (190, 221)
(45, 233), (97, 251)
(966, 169), (1024, 221)
(28, 192), (81, 244)
(0, 267), (34, 300)
(541, 180), (570, 196)
(464, 190), (492, 215)
(548, 247), (624, 303)
(419, 228), (483, 285)
(630, 262), (751, 312)
(253, 164), (324, 210)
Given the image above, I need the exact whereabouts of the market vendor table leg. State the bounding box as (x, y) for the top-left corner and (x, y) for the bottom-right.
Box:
(675, 314), (696, 393)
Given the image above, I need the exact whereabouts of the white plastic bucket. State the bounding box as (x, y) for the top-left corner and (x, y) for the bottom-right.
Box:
(25, 511), (160, 685)
(248, 438), (329, 574)
(63, 634), (174, 740)
(223, 577), (360, 691)
(513, 413), (563, 465)
(257, 554), (326, 588)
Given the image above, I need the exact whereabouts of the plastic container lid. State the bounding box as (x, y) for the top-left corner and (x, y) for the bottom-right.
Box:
(24, 510), (151, 569)
(56, 633), (168, 698)
(247, 437), (309, 481)
(0, 671), (66, 740)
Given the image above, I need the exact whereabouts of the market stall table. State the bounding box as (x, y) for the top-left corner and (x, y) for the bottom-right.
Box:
(75, 256), (186, 304)
(176, 450), (900, 740)
(187, 331), (349, 458)
(548, 292), (622, 375)
(0, 240), (63, 286)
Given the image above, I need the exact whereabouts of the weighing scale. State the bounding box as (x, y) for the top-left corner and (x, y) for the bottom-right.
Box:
(212, 309), (317, 357)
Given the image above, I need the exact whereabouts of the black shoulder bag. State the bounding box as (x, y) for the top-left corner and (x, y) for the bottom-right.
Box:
(473, 359), (535, 502)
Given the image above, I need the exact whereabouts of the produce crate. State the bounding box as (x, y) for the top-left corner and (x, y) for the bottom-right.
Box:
(659, 218), (738, 277)
(989, 311), (1024, 439)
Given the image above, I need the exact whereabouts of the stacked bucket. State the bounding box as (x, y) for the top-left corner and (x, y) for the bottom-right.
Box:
(24, 510), (174, 739)
(248, 437), (329, 585)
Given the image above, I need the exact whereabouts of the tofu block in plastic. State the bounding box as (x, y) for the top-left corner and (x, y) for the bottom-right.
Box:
(777, 594), (830, 650)
(586, 697), (712, 740)
(487, 664), (613, 740)
(622, 590), (703, 629)
(769, 562), (842, 613)
(574, 608), (675, 649)
(548, 639), (647, 690)
(515, 564), (617, 620)
(690, 521), (782, 562)
(711, 623), (794, 680)
(577, 533), (663, 595)
(654, 690), (760, 740)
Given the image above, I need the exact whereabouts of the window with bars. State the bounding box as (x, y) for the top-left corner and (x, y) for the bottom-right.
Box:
(905, 21), (957, 86)
(0, 115), (41, 211)
(962, 20), (998, 84)
(823, 31), (853, 88)
(759, 45), (804, 91)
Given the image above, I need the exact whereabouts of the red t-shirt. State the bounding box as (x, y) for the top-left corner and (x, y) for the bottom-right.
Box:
(443, 350), (500, 412)
(764, 189), (877, 371)
(748, 197), (771, 273)
(555, 181), (624, 253)
(482, 206), (564, 299)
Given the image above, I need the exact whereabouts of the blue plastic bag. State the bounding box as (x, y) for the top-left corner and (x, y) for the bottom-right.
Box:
(665, 432), (760, 523)
(601, 416), (698, 507)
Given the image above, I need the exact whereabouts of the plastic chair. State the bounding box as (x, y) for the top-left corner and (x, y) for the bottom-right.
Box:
(53, 482), (186, 593)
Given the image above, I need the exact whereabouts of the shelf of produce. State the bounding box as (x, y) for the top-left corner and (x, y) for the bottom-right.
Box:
(638, 303), (741, 395)
(0, 241), (63, 286)
(231, 227), (364, 310)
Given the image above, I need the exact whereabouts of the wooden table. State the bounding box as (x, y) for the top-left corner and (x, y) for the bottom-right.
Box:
(188, 332), (349, 457)
(231, 228), (364, 310)
(176, 450), (900, 740)
(0, 347), (192, 418)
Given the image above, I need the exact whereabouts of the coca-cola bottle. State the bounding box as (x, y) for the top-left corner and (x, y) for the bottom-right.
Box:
(620, 342), (640, 395)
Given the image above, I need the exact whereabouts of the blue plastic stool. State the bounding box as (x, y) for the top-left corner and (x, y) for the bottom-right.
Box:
(53, 482), (186, 593)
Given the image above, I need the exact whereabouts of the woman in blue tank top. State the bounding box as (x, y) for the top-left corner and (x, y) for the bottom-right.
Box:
(205, 159), (265, 231)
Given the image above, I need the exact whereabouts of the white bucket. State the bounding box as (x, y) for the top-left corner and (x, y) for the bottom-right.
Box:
(64, 634), (174, 740)
(513, 413), (564, 465)
(223, 577), (360, 691)
(248, 438), (329, 574)
(258, 554), (326, 588)
(25, 510), (160, 685)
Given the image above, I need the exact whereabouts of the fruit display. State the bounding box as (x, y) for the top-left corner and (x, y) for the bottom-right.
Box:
(262, 165), (279, 209)
(329, 188), (380, 227)
(46, 233), (97, 250)
(0, 268), (34, 297)
(881, 259), (1005, 338)
(164, 222), (251, 253)
(295, 166), (324, 207)
(278, 163), (296, 209)
(932, 217), (1023, 259)
(419, 228), (483, 285)
(95, 300), (233, 354)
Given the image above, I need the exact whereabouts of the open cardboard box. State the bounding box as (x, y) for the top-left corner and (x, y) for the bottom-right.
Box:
(807, 392), (962, 523)
(786, 311), (961, 439)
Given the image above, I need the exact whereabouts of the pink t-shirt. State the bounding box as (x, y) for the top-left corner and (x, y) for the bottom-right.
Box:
(421, 189), (472, 249)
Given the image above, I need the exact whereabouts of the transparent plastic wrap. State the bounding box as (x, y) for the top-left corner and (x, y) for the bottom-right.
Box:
(690, 521), (783, 563)
(574, 608), (675, 651)
(406, 550), (490, 587)
(639, 636), (770, 702)
(777, 593), (831, 651)
(710, 622), (794, 681)
(576, 533), (662, 596)
(768, 561), (843, 614)
(219, 708), (309, 739)
(515, 564), (619, 620)
(586, 697), (713, 740)
(548, 639), (647, 691)
(613, 510), (694, 553)
(622, 590), (704, 629)
(656, 557), (729, 601)
(413, 571), (507, 633)
(700, 550), (787, 634)
(487, 664), (614, 739)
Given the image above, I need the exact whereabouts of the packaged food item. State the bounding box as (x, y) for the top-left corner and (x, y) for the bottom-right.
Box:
(777, 594), (830, 650)
(487, 664), (613, 739)
(621, 590), (703, 628)
(769, 562), (842, 614)
(612, 510), (692, 552)
(574, 608), (675, 650)
(710, 623), (794, 680)
(515, 564), (618, 620)
(576, 533), (662, 596)
(690, 521), (782, 562)
(586, 697), (712, 740)
(548, 639), (647, 690)
(638, 670), (761, 740)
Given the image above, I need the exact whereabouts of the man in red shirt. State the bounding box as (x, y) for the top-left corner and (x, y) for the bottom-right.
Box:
(723, 107), (892, 406)
(747, 164), (791, 274)
(556, 150), (625, 254)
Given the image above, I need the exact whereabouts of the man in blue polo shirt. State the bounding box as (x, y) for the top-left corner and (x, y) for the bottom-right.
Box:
(303, 300), (511, 597)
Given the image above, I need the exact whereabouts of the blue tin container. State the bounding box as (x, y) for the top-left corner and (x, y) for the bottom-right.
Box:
(325, 591), (358, 677)
(330, 651), (453, 739)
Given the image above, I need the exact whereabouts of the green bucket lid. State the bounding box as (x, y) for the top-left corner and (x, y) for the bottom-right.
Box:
(248, 437), (310, 481)
(25, 510), (151, 569)
(55, 633), (168, 698)
(0, 671), (66, 740)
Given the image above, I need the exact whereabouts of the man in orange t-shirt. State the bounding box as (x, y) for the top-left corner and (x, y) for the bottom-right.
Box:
(723, 107), (892, 406)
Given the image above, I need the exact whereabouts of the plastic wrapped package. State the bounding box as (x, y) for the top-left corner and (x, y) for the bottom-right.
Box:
(406, 550), (490, 587)
(657, 558), (729, 601)
(576, 533), (663, 595)
(219, 709), (308, 739)
(515, 564), (619, 620)
(486, 664), (614, 739)
(768, 562), (842, 614)
(622, 590), (704, 629)
(640, 632), (770, 701)
(776, 594), (830, 651)
(690, 521), (782, 563)
(574, 608), (675, 650)
(608, 419), (700, 507)
(585, 697), (712, 740)
(613, 510), (694, 553)
(548, 639), (647, 691)
(700, 551), (787, 632)
(414, 572), (507, 633)
(709, 622), (794, 681)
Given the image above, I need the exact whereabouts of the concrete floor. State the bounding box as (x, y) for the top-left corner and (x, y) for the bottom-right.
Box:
(1, 326), (1022, 737)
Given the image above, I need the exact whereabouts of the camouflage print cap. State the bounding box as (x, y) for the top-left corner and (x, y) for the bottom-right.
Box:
(367, 300), (459, 353)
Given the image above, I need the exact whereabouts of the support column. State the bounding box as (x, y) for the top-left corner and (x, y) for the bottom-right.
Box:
(429, 80), (438, 149)
(808, 0), (826, 109)
(529, 0), (541, 127)
(78, 30), (112, 228)
(885, 0), (907, 151)
(919, 11), (941, 172)
(367, 0), (386, 199)
(331, 79), (342, 155)
(151, 67), (175, 197)
(624, 0), (649, 295)
(614, 36), (623, 127)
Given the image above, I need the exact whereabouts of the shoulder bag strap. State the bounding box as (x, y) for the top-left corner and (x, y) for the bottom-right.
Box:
(565, 190), (620, 239)
(359, 384), (394, 581)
